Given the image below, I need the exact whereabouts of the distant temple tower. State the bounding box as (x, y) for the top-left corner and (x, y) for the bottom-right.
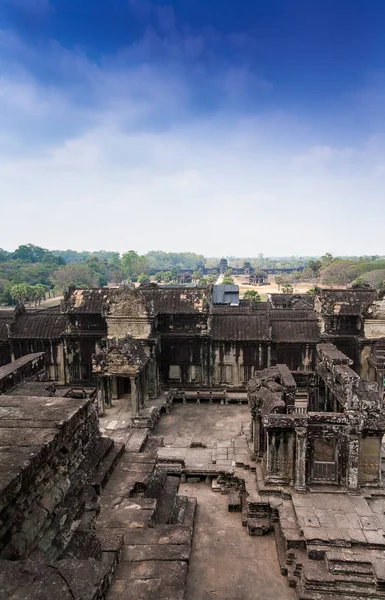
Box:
(219, 258), (228, 274)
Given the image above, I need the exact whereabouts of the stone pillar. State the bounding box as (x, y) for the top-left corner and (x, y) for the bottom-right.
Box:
(96, 378), (105, 416)
(148, 357), (158, 398)
(347, 433), (360, 491)
(130, 376), (139, 416)
(112, 376), (118, 400)
(267, 344), (271, 367)
(58, 341), (66, 385)
(142, 370), (148, 407)
(103, 377), (112, 407)
(295, 427), (307, 492)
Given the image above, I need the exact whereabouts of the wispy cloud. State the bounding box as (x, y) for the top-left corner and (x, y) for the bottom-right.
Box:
(1, 3), (384, 255)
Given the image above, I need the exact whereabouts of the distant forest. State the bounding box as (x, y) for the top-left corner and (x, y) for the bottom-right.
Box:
(0, 244), (385, 305)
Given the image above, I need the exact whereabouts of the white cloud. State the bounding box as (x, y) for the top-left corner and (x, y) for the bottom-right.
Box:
(0, 30), (384, 256)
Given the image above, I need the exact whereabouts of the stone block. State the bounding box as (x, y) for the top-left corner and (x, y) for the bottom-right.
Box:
(228, 492), (241, 512)
(123, 543), (191, 562)
(247, 518), (271, 536)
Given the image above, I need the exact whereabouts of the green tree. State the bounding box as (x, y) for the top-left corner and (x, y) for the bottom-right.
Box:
(51, 264), (98, 292)
(10, 283), (30, 305)
(222, 277), (234, 285)
(321, 253), (334, 267)
(206, 274), (217, 284)
(121, 250), (149, 280)
(192, 270), (202, 281)
(281, 283), (293, 294)
(308, 260), (322, 279)
(224, 268), (233, 277)
(243, 290), (261, 301)
(274, 276), (283, 291)
(138, 272), (150, 284)
(154, 272), (163, 283)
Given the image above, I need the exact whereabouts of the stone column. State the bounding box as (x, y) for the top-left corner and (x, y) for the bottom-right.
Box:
(58, 341), (66, 384)
(112, 376), (118, 400)
(267, 344), (271, 367)
(96, 378), (105, 416)
(295, 427), (307, 492)
(347, 433), (360, 491)
(143, 368), (149, 406)
(130, 376), (139, 416)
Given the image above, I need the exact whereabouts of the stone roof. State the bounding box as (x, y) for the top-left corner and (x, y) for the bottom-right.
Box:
(258, 387), (286, 416)
(270, 308), (320, 343)
(271, 320), (321, 343)
(63, 288), (112, 314)
(209, 313), (270, 341)
(141, 286), (211, 314)
(315, 288), (378, 316)
(9, 314), (67, 340)
(269, 294), (315, 309)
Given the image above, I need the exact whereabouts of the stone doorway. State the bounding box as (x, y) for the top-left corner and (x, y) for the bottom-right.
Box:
(310, 437), (338, 483)
(117, 376), (131, 399)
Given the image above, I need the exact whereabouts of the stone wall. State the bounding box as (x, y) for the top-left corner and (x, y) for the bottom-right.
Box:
(0, 395), (100, 560)
(0, 353), (46, 395)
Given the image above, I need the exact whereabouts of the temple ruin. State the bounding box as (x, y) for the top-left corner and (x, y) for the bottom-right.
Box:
(1, 284), (385, 599)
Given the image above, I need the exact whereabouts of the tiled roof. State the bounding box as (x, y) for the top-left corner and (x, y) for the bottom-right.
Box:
(64, 288), (112, 314)
(209, 314), (270, 341)
(141, 287), (211, 314)
(270, 309), (318, 321)
(269, 294), (315, 309)
(211, 303), (268, 314)
(271, 320), (321, 343)
(10, 314), (67, 339)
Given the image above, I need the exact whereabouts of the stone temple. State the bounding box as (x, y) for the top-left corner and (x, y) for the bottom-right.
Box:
(1, 283), (385, 599)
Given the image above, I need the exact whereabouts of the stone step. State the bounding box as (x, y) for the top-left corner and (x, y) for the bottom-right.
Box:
(273, 522), (289, 576)
(107, 560), (188, 600)
(68, 436), (114, 497)
(170, 495), (188, 524)
(124, 429), (149, 453)
(92, 442), (125, 494)
(154, 476), (180, 525)
(123, 543), (191, 562)
(96, 499), (157, 530)
(183, 497), (197, 528)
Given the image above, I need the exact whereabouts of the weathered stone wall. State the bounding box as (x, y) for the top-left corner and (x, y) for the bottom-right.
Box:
(0, 353), (46, 395)
(0, 395), (100, 560)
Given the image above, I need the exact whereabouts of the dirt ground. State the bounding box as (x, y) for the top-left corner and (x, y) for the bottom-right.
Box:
(155, 406), (295, 600)
(181, 482), (294, 600)
(234, 275), (345, 300)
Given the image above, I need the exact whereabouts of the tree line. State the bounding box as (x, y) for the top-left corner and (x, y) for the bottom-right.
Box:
(1, 245), (384, 306)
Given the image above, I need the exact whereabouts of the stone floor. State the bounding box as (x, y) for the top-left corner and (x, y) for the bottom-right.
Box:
(180, 481), (295, 600)
(155, 403), (250, 448)
(99, 395), (168, 434)
(292, 492), (385, 547)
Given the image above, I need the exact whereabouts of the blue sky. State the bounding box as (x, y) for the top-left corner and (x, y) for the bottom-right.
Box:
(0, 0), (384, 256)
